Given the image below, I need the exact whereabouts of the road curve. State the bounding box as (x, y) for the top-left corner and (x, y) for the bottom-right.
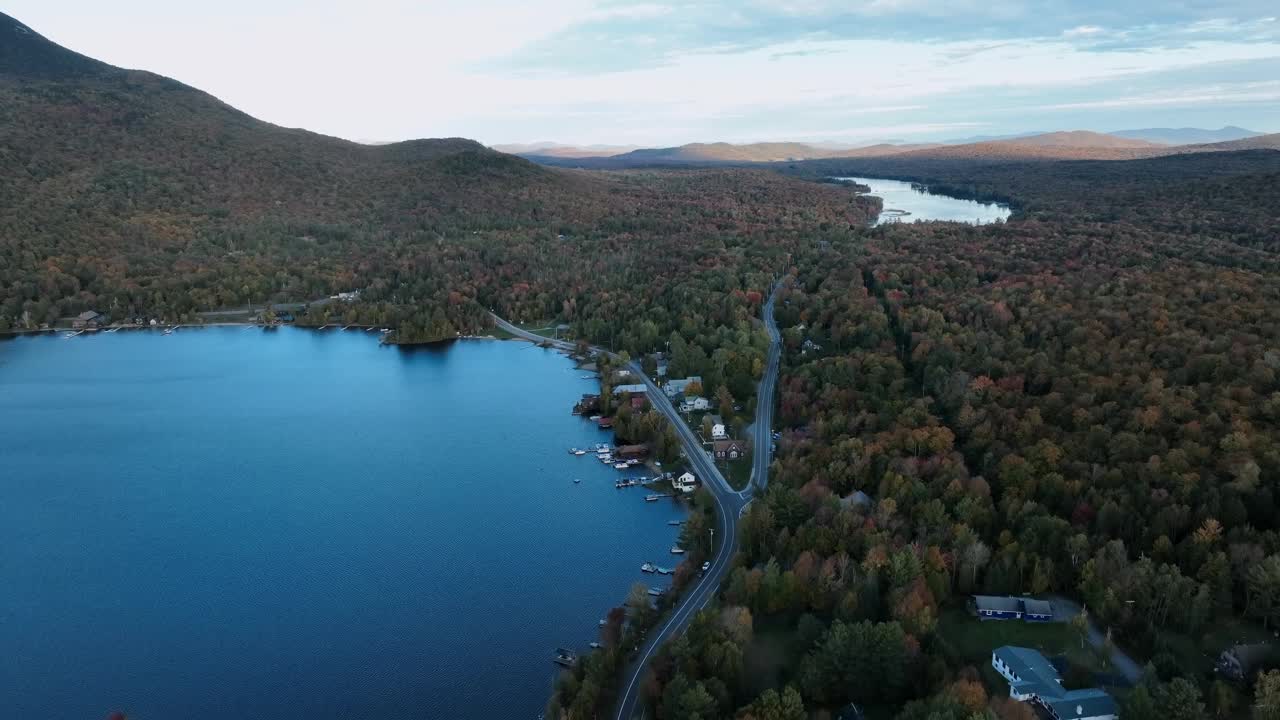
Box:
(485, 312), (746, 720)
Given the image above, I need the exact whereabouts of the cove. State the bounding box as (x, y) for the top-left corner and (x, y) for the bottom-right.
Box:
(835, 176), (1012, 225)
(0, 328), (686, 720)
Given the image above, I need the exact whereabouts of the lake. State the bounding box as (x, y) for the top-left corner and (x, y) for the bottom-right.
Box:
(835, 176), (1011, 225)
(0, 328), (686, 720)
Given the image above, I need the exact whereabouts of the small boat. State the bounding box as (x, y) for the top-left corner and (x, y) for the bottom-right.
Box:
(598, 619), (607, 627)
(656, 567), (673, 575)
(645, 494), (663, 502)
(670, 546), (685, 555)
(626, 459), (641, 466)
(589, 641), (602, 649)
(552, 648), (577, 667)
(574, 449), (587, 456)
(614, 463), (629, 470)
(641, 562), (656, 573)
(568, 448), (580, 455)
(163, 328), (174, 335)
(647, 587), (664, 597)
(380, 328), (391, 333)
(668, 520), (684, 526)
(573, 478), (582, 484)
(589, 415), (602, 421)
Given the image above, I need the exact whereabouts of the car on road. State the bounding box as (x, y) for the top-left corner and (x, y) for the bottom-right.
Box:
(700, 561), (710, 575)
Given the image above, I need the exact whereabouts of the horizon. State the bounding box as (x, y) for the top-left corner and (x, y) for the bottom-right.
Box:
(6, 1), (1280, 147)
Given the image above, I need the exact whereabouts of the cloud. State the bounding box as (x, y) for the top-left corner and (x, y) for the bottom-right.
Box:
(8, 0), (1280, 144)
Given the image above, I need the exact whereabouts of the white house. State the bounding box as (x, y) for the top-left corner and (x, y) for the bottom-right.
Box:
(991, 646), (1116, 720)
(710, 414), (728, 440)
(673, 472), (697, 494)
(680, 396), (710, 413)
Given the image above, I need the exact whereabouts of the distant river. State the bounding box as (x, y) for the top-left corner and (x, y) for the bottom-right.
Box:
(0, 328), (685, 720)
(834, 176), (1011, 225)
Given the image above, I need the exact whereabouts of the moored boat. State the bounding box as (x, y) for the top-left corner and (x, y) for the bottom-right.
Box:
(645, 494), (662, 502)
(552, 648), (577, 667)
(641, 562), (656, 573)
(670, 546), (685, 554)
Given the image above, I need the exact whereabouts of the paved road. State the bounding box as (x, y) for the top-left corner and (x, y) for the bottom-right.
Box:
(486, 310), (773, 717)
(744, 284), (781, 498)
(1048, 596), (1144, 685)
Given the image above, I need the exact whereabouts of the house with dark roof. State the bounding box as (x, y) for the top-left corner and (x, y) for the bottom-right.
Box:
(713, 439), (746, 460)
(973, 595), (1054, 622)
(992, 646), (1116, 720)
(72, 310), (102, 329)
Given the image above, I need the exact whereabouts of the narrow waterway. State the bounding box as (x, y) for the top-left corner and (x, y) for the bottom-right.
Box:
(835, 176), (1011, 225)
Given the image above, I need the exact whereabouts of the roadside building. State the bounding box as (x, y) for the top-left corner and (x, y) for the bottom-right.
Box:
(664, 376), (702, 398)
(611, 383), (648, 396)
(630, 395), (648, 410)
(992, 646), (1117, 720)
(680, 396), (710, 413)
(713, 439), (746, 460)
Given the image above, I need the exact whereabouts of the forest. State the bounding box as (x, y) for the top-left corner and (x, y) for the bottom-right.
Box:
(7, 12), (1280, 718)
(562, 149), (1280, 720)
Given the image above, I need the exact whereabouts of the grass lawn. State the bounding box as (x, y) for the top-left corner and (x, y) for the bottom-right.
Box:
(1154, 617), (1277, 676)
(936, 606), (1105, 689)
(720, 456), (753, 491)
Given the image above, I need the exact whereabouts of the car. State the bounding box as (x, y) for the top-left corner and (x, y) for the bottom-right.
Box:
(701, 561), (711, 573)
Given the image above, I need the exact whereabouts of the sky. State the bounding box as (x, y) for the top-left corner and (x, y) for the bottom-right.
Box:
(8, 1), (1280, 146)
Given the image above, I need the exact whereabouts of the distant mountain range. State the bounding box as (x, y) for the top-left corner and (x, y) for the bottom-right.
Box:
(515, 129), (1279, 167)
(1110, 126), (1264, 145)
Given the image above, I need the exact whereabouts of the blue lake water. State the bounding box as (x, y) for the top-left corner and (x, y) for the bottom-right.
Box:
(0, 328), (686, 720)
(835, 176), (1011, 225)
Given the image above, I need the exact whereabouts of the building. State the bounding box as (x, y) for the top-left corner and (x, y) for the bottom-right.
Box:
(840, 490), (873, 509)
(612, 383), (649, 396)
(664, 376), (702, 398)
(72, 310), (102, 329)
(973, 595), (1054, 622)
(630, 395), (648, 410)
(713, 439), (746, 460)
(992, 646), (1116, 720)
(1216, 642), (1277, 681)
(710, 415), (728, 440)
(616, 444), (650, 460)
(673, 472), (697, 494)
(680, 396), (710, 413)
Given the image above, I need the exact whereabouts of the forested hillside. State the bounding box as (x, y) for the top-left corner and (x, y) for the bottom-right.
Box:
(0, 11), (876, 347)
(597, 149), (1280, 720)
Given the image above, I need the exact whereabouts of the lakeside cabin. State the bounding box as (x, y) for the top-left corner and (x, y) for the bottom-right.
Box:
(612, 383), (648, 396)
(72, 310), (102, 329)
(972, 595), (1054, 622)
(615, 444), (649, 460)
(673, 471), (697, 494)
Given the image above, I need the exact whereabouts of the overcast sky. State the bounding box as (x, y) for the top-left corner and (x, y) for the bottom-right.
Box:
(9, 1), (1280, 145)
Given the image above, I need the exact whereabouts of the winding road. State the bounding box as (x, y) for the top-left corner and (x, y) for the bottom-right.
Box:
(489, 300), (781, 720)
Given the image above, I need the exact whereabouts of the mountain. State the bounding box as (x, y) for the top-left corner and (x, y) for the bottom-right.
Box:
(525, 141), (943, 167)
(1111, 126), (1264, 145)
(490, 141), (641, 158)
(0, 10), (624, 249)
